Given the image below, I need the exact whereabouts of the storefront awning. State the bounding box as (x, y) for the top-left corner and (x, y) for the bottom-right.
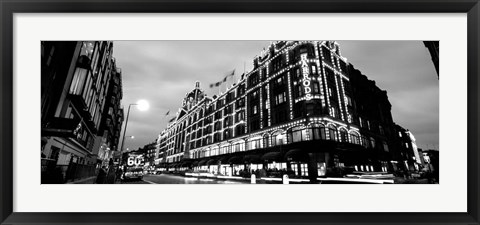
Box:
(198, 159), (208, 166)
(261, 152), (284, 162)
(284, 149), (309, 162)
(206, 159), (218, 166)
(228, 156), (243, 164)
(218, 156), (230, 164)
(243, 155), (262, 164)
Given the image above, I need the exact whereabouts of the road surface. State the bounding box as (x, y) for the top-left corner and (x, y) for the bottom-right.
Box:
(138, 174), (246, 184)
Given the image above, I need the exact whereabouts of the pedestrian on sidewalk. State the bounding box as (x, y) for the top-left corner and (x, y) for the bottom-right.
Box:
(116, 166), (123, 183)
(95, 166), (106, 184)
(105, 159), (116, 184)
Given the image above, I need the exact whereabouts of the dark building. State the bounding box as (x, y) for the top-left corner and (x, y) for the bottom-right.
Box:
(423, 41), (439, 78)
(41, 41), (124, 183)
(348, 64), (401, 172)
(155, 41), (417, 180)
(92, 59), (125, 167)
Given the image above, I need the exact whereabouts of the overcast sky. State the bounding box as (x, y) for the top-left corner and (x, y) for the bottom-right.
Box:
(112, 41), (439, 152)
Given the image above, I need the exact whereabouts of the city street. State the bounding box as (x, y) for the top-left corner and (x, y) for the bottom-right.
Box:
(138, 174), (246, 184)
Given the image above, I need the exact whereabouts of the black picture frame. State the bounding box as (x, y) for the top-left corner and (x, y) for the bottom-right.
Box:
(1, 1), (479, 224)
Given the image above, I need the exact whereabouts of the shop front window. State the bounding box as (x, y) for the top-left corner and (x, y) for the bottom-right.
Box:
(289, 127), (307, 143)
(272, 133), (285, 146)
(317, 162), (326, 176)
(300, 163), (309, 176)
(340, 129), (348, 142)
(327, 126), (337, 141)
(311, 126), (326, 140)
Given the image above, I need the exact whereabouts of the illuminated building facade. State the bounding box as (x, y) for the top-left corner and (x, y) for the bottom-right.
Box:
(156, 41), (407, 179)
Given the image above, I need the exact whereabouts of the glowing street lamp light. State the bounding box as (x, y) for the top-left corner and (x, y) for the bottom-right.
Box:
(136, 99), (150, 111)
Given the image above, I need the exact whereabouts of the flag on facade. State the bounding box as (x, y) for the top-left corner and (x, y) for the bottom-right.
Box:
(228, 69), (235, 77)
(209, 69), (236, 89)
(165, 110), (170, 116)
(168, 117), (176, 123)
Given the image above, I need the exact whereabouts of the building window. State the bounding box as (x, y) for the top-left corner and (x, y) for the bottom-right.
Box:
(379, 125), (385, 135)
(383, 141), (389, 152)
(249, 139), (261, 150)
(250, 119), (260, 131)
(295, 85), (303, 98)
(370, 137), (376, 149)
(328, 126), (337, 141)
(249, 73), (259, 87)
(235, 124), (245, 136)
(313, 81), (320, 94)
(340, 130), (348, 142)
(224, 129), (231, 140)
(330, 107), (337, 118)
(272, 56), (283, 72)
(346, 96), (352, 106)
(310, 65), (317, 74)
(69, 68), (88, 95)
(251, 90), (259, 100)
(252, 105), (258, 115)
(294, 68), (301, 80)
(300, 163), (309, 176)
(274, 92), (286, 105)
(234, 142), (245, 152)
(350, 133), (360, 145)
(311, 126), (326, 140)
(214, 121), (221, 131)
(272, 133), (285, 146)
(291, 163), (299, 176)
(236, 110), (245, 122)
(288, 127), (307, 143)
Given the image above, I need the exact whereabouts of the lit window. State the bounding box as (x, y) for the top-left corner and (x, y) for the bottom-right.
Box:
(313, 82), (320, 94)
(300, 163), (309, 176)
(291, 164), (299, 176)
(275, 92), (286, 105)
(311, 65), (317, 74)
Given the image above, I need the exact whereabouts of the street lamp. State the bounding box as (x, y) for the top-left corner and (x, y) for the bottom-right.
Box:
(119, 100), (149, 155)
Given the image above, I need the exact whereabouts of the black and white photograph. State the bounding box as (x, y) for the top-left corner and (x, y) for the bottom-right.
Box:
(40, 40), (439, 185)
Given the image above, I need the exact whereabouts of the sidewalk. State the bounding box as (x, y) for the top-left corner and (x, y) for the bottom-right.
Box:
(67, 176), (96, 184)
(67, 176), (124, 184)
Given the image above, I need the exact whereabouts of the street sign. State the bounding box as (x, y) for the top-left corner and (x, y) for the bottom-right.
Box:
(127, 154), (144, 167)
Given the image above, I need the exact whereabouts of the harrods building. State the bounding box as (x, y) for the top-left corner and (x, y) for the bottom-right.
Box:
(155, 41), (407, 179)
